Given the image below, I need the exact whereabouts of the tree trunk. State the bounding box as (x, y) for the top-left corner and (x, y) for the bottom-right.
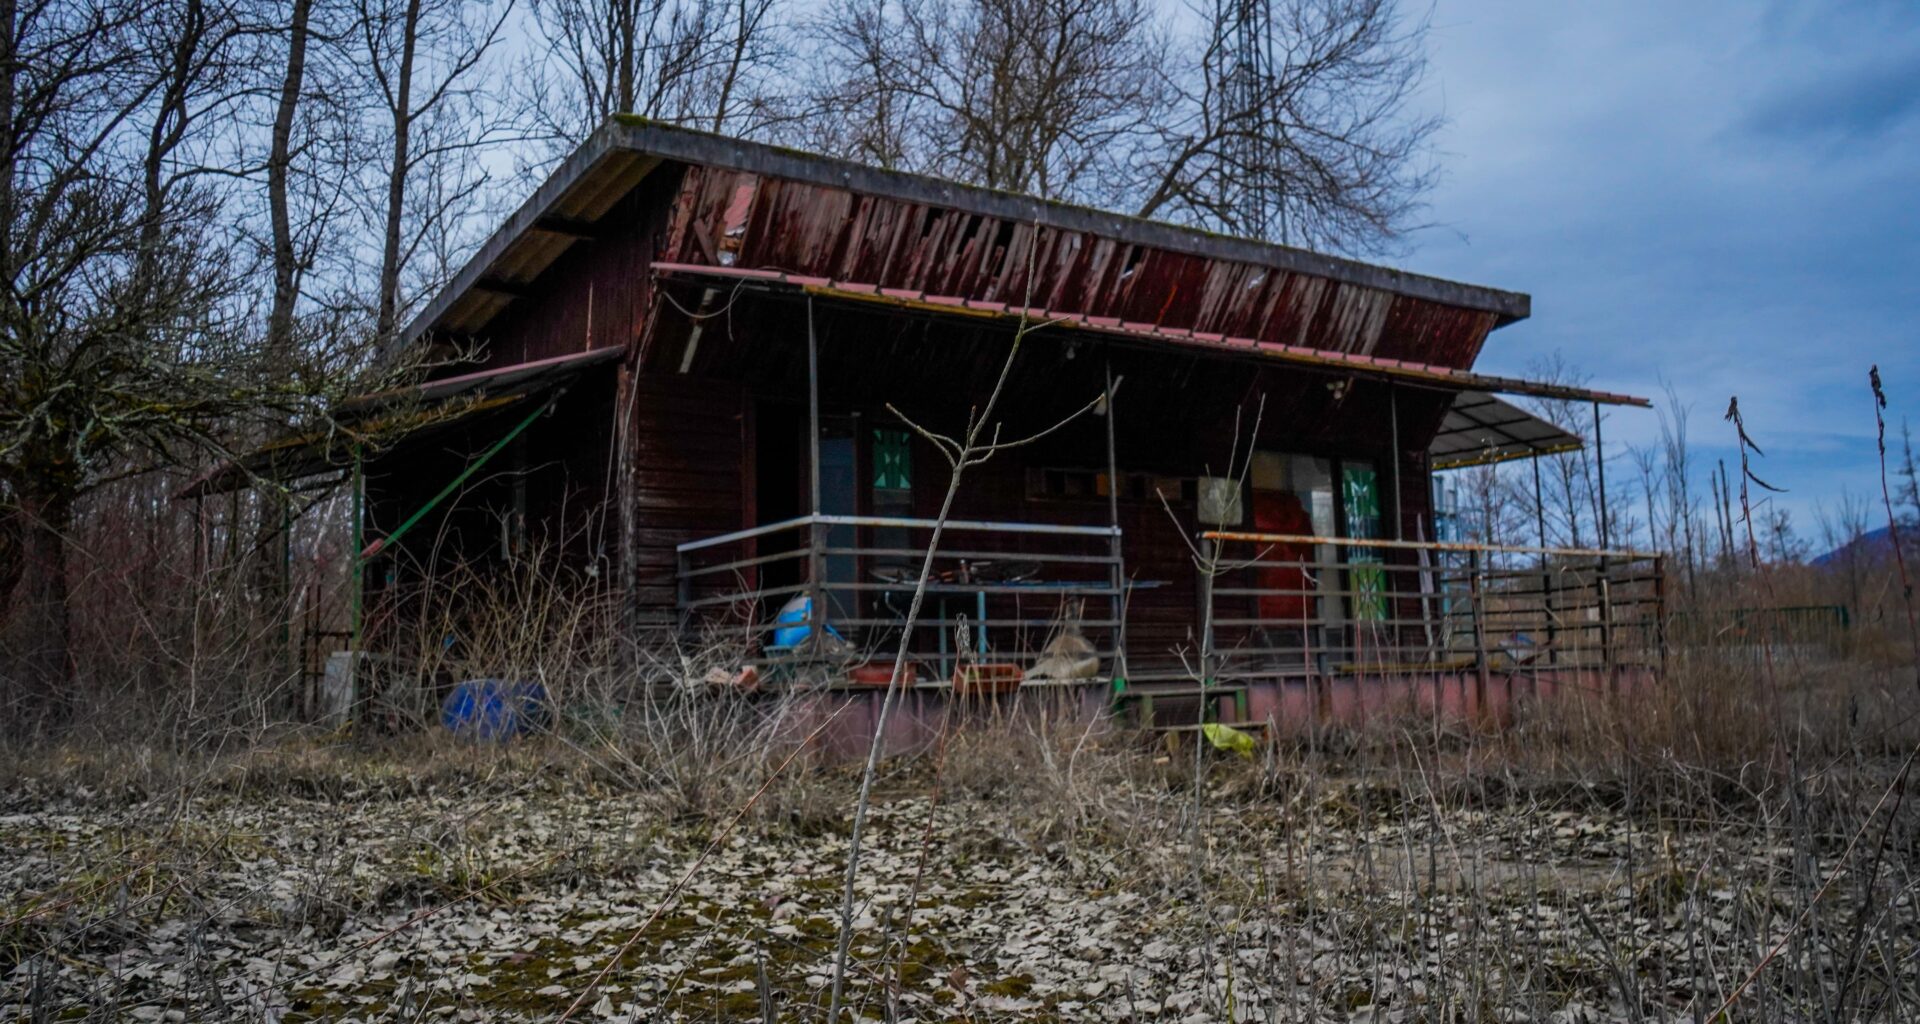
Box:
(253, 0), (313, 697)
(6, 486), (74, 733)
(616, 0), (634, 114)
(267, 0), (312, 359)
(374, 0), (421, 354)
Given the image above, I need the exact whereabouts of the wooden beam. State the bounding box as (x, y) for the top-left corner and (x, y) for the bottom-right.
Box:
(532, 215), (600, 239)
(473, 276), (538, 299)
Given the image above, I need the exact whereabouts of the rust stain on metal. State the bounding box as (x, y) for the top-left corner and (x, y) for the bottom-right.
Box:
(649, 262), (1651, 408)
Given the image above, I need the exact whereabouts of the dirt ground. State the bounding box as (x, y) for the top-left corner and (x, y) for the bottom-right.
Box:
(1, 737), (1913, 1023)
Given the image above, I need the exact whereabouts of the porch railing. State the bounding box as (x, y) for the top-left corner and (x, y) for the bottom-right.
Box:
(675, 514), (1124, 684)
(1198, 532), (1666, 683)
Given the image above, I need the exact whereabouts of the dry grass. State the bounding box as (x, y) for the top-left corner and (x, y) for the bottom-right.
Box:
(7, 504), (1920, 1021)
(4, 639), (1917, 1022)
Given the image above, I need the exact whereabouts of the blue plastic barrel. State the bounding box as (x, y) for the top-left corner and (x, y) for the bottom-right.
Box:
(441, 680), (549, 741)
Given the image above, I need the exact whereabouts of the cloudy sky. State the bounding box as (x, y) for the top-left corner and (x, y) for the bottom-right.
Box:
(1405, 0), (1920, 544)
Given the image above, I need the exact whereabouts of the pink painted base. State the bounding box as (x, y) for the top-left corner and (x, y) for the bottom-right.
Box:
(756, 669), (1659, 761)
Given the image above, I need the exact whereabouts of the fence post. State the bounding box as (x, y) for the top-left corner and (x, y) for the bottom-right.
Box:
(1598, 557), (1617, 695)
(1468, 548), (1490, 717)
(1653, 555), (1668, 681)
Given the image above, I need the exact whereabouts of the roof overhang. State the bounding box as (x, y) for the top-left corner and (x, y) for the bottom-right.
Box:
(177, 347), (622, 498)
(647, 263), (1647, 409)
(1429, 392), (1584, 469)
(405, 118), (1531, 347)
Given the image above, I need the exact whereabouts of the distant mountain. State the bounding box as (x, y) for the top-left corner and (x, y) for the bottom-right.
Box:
(1813, 525), (1904, 567)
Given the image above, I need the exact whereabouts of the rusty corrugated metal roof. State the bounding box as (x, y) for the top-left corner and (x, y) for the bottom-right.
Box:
(407, 119), (1531, 375)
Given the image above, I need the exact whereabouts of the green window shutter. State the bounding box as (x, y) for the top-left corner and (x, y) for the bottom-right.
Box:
(873, 429), (912, 491)
(1342, 463), (1387, 621)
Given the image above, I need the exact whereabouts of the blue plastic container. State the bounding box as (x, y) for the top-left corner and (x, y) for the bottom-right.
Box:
(441, 679), (550, 741)
(771, 595), (841, 649)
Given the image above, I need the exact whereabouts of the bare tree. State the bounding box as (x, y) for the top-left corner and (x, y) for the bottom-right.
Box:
(350, 0), (516, 352)
(807, 0), (1168, 198)
(0, 0), (339, 728)
(806, 0), (1436, 252)
(265, 0), (316, 361)
(519, 0), (792, 163)
(1137, 0), (1439, 252)
(1656, 384), (1701, 588)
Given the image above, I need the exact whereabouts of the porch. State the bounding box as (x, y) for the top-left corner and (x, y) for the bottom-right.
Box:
(674, 512), (1667, 728)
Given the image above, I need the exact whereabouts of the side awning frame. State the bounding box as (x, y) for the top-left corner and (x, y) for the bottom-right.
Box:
(177, 346), (622, 499)
(1429, 392), (1585, 470)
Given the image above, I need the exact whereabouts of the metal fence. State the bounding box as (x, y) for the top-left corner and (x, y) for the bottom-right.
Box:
(1198, 532), (1666, 682)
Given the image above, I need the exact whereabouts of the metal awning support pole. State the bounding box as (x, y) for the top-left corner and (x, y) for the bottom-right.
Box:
(1534, 452), (1553, 671)
(1104, 359), (1127, 681)
(1593, 400), (1610, 550)
(349, 444), (363, 654)
(281, 496), (293, 669)
(1592, 399), (1614, 692)
(806, 298), (825, 653)
(1532, 455), (1547, 557)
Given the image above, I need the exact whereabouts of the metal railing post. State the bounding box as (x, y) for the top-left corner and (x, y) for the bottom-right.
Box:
(807, 518), (826, 660)
(1653, 555), (1668, 680)
(1468, 548), (1491, 716)
(1110, 526), (1128, 681)
(1598, 557), (1617, 694)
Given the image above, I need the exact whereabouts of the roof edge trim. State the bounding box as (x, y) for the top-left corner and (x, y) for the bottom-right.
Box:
(650, 262), (1642, 408)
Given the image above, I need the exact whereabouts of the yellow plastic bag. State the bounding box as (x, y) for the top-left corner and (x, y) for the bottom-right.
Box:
(1201, 722), (1256, 759)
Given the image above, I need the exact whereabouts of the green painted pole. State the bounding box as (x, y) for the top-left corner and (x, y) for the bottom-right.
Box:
(358, 390), (562, 564)
(349, 443), (363, 654)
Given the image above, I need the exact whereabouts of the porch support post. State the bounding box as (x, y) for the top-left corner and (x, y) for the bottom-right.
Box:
(1104, 359), (1128, 681)
(808, 298), (823, 519)
(1389, 384), (1402, 542)
(806, 297), (825, 653)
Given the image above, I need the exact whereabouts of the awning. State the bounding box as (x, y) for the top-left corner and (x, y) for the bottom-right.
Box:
(1429, 391), (1583, 470)
(177, 347), (621, 498)
(648, 262), (1649, 408)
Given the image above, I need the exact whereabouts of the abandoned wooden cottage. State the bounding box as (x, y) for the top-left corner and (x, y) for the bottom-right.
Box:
(195, 119), (1664, 740)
